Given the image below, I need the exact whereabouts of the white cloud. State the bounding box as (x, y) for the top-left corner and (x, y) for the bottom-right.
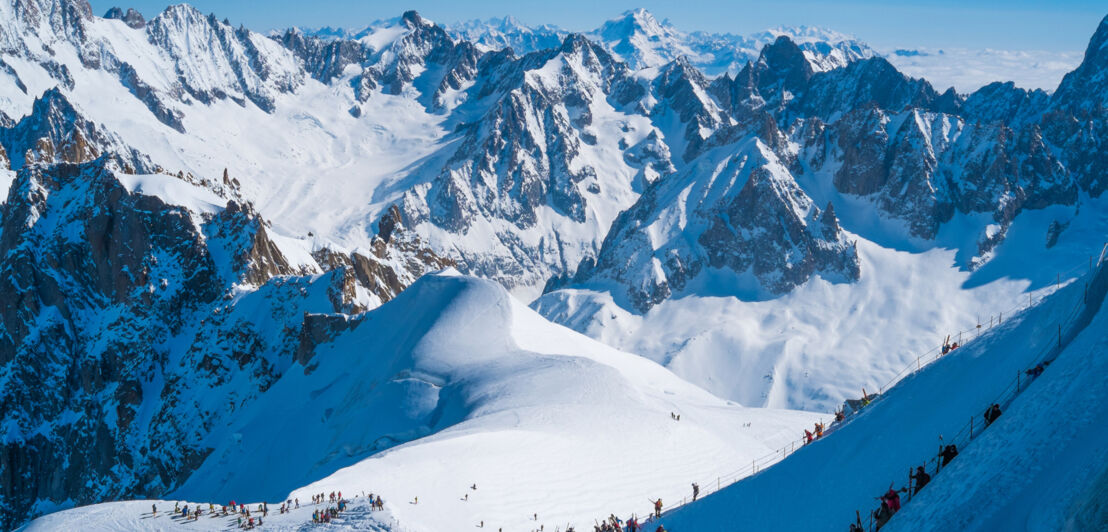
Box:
(884, 47), (1083, 93)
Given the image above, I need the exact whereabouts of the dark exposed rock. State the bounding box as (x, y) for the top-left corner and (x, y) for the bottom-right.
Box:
(312, 206), (454, 313)
(1052, 14), (1108, 115)
(962, 82), (1048, 125)
(0, 88), (152, 171)
(116, 62), (185, 132)
(650, 57), (728, 161)
(0, 154), (453, 528)
(104, 6), (145, 29)
(569, 138), (859, 312)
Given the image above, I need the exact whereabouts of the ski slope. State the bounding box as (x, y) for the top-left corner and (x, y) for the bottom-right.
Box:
(652, 250), (1108, 531)
(21, 271), (821, 532)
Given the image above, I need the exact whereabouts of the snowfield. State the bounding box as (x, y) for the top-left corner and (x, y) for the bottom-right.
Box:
(653, 249), (1108, 531)
(535, 193), (1108, 413)
(22, 272), (821, 531)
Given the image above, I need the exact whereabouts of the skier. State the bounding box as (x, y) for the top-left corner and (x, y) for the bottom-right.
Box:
(911, 466), (931, 493)
(654, 498), (663, 518)
(151, 503), (156, 516)
(692, 482), (700, 501)
(804, 429), (814, 444)
(940, 444), (959, 466)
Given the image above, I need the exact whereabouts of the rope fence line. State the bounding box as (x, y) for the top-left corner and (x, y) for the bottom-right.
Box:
(865, 244), (1108, 531)
(626, 244), (1108, 528)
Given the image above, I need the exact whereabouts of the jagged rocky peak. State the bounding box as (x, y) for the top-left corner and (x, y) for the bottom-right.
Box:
(208, 199), (302, 286)
(273, 26), (369, 83)
(650, 56), (730, 161)
(569, 137), (859, 312)
(1052, 13), (1108, 113)
(146, 3), (304, 112)
(715, 35), (815, 117)
(0, 88), (149, 171)
(796, 55), (939, 121)
(962, 81), (1049, 124)
(400, 9), (426, 29)
(312, 205), (454, 313)
(333, 9), (481, 112)
(757, 36), (816, 91)
(103, 6), (145, 29)
(10, 0), (93, 38)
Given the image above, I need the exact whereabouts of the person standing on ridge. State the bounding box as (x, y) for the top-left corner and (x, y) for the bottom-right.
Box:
(692, 482), (700, 501)
(654, 498), (663, 518)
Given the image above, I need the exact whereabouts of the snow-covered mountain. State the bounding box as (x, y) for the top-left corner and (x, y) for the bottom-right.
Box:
(448, 15), (565, 54)
(447, 9), (877, 76)
(1, 1), (1107, 529)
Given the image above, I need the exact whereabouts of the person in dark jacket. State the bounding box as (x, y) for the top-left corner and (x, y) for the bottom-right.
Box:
(984, 404), (1002, 425)
(940, 444), (959, 466)
(911, 466), (931, 493)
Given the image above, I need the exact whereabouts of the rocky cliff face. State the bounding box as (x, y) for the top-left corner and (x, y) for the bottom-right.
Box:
(0, 155), (450, 528)
(102, 6), (143, 29)
(0, 88), (150, 171)
(391, 33), (661, 290)
(563, 137), (859, 312)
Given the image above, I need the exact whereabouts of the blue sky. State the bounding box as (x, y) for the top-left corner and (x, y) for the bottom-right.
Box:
(89, 0), (1105, 52)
